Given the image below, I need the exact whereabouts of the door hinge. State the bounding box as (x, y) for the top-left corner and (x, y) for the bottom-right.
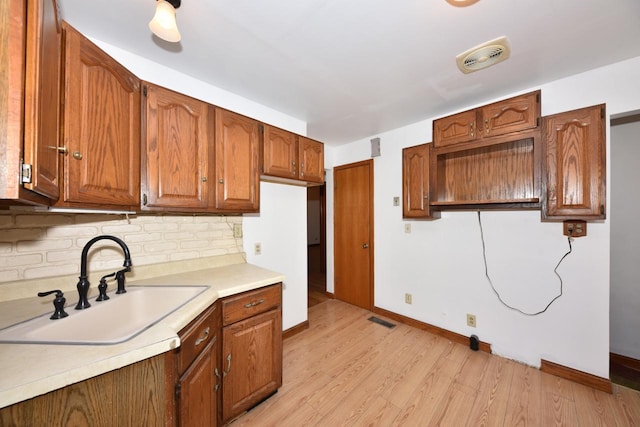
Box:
(21, 162), (32, 184)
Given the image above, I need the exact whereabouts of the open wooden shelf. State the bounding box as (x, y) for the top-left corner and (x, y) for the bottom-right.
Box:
(431, 131), (542, 209)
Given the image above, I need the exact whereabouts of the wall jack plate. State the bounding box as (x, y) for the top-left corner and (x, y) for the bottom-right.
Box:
(563, 220), (587, 237)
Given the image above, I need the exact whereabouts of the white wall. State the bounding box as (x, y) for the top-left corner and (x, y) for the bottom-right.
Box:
(328, 56), (640, 378)
(610, 118), (640, 359)
(243, 182), (308, 330)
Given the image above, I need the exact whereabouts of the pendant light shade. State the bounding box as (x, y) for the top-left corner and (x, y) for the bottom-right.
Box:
(149, 0), (181, 42)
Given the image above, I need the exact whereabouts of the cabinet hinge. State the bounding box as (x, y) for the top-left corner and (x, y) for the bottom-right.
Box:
(142, 85), (147, 97)
(536, 92), (540, 104)
(142, 194), (148, 206)
(21, 162), (32, 184)
(175, 383), (181, 399)
(601, 107), (605, 119)
(261, 165), (264, 174)
(537, 117), (541, 127)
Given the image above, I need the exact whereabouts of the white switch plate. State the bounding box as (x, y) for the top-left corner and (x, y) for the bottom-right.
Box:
(393, 197), (400, 206)
(404, 224), (411, 233)
(233, 223), (242, 238)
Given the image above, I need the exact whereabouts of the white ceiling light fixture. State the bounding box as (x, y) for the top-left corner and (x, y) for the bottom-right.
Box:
(456, 36), (511, 74)
(149, 0), (182, 43)
(446, 0), (480, 7)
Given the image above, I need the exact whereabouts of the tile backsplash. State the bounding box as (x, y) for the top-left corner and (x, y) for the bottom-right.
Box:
(0, 212), (244, 283)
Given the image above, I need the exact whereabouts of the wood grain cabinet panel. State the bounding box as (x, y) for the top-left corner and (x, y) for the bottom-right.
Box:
(433, 109), (478, 148)
(215, 109), (261, 212)
(221, 284), (283, 424)
(543, 104), (606, 220)
(263, 125), (298, 179)
(298, 136), (325, 183)
(141, 83), (214, 211)
(58, 23), (140, 208)
(480, 91), (540, 138)
(402, 143), (439, 219)
(0, 0), (60, 205)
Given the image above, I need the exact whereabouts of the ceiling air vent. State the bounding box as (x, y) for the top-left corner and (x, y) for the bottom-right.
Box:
(456, 36), (510, 74)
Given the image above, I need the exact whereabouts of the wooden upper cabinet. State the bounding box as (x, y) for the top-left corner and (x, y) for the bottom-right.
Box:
(262, 127), (325, 184)
(263, 125), (297, 179)
(480, 91), (540, 138)
(1, 0), (60, 204)
(23, 0), (61, 200)
(403, 143), (439, 219)
(298, 136), (324, 183)
(215, 109), (260, 212)
(433, 90), (540, 148)
(433, 109), (478, 148)
(543, 104), (606, 220)
(58, 23), (140, 208)
(141, 83), (214, 211)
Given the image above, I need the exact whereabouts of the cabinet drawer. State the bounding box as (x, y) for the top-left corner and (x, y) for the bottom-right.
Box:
(177, 302), (219, 374)
(222, 284), (281, 326)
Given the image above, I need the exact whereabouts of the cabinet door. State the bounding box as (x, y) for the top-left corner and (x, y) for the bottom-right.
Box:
(142, 83), (214, 210)
(481, 90), (540, 138)
(215, 109), (260, 212)
(222, 309), (282, 423)
(177, 340), (218, 427)
(433, 109), (478, 148)
(60, 24), (140, 207)
(298, 136), (325, 183)
(22, 0), (61, 199)
(263, 125), (297, 179)
(543, 104), (606, 219)
(403, 143), (438, 219)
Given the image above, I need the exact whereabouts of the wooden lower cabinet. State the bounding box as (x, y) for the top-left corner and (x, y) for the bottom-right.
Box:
(0, 355), (170, 426)
(221, 284), (283, 424)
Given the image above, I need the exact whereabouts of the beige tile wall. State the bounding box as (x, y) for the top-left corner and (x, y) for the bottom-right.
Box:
(0, 212), (243, 283)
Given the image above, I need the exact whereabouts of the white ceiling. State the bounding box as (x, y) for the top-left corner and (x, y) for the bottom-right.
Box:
(58, 0), (640, 146)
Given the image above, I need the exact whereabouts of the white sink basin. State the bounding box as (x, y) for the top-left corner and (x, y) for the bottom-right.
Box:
(0, 286), (208, 345)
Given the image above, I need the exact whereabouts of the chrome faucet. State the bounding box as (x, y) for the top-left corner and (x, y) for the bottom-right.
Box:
(76, 235), (132, 310)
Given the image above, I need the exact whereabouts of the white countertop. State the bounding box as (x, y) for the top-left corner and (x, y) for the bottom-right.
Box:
(0, 262), (285, 409)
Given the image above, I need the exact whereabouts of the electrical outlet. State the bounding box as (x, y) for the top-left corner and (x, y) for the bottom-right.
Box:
(254, 242), (262, 255)
(393, 197), (400, 207)
(404, 223), (411, 233)
(563, 220), (587, 237)
(467, 313), (477, 327)
(233, 223), (242, 238)
(405, 293), (412, 304)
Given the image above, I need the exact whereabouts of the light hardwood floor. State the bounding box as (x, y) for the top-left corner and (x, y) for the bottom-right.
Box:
(232, 299), (640, 426)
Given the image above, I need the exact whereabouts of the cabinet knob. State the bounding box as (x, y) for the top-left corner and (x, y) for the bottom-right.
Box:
(362, 243), (369, 249)
(218, 178), (224, 184)
(72, 151), (83, 160)
(202, 177), (208, 182)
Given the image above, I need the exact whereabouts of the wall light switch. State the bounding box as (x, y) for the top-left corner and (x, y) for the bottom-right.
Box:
(393, 197), (400, 206)
(404, 224), (411, 233)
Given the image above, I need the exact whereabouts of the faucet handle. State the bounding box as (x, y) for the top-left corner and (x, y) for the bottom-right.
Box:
(115, 267), (129, 294)
(37, 290), (69, 320)
(96, 272), (115, 301)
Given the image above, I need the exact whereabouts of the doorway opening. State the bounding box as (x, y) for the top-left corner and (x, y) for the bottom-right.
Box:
(610, 111), (640, 392)
(307, 184), (329, 307)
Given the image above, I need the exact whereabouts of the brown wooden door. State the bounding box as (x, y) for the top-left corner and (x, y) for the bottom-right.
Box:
(177, 339), (218, 427)
(480, 90), (540, 138)
(23, 0), (61, 199)
(403, 143), (439, 219)
(59, 23), (140, 207)
(221, 309), (282, 423)
(142, 83), (214, 210)
(298, 136), (325, 183)
(543, 104), (606, 219)
(263, 125), (297, 179)
(215, 109), (261, 212)
(334, 160), (373, 310)
(433, 109), (478, 148)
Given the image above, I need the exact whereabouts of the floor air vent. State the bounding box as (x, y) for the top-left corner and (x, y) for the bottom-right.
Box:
(368, 316), (396, 329)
